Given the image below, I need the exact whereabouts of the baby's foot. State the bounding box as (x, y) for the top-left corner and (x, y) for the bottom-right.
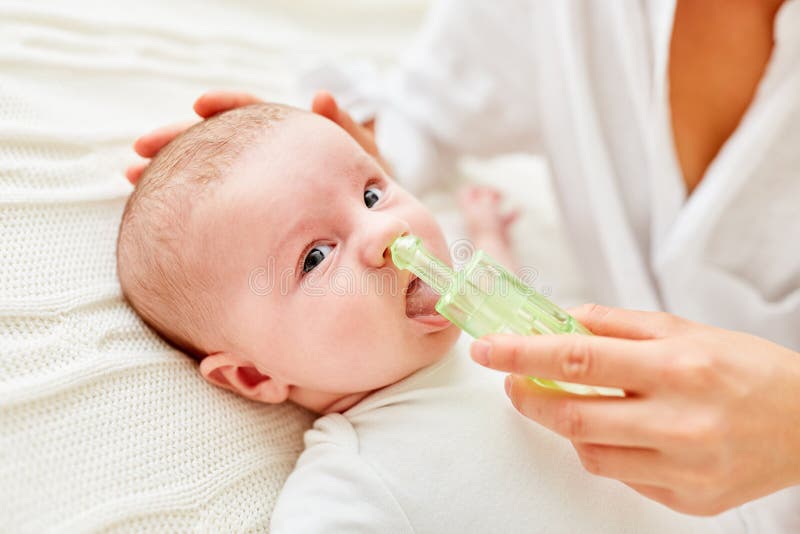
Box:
(458, 185), (519, 269)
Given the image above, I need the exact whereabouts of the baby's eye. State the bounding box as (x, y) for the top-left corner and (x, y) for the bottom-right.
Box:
(302, 244), (333, 274)
(364, 185), (383, 208)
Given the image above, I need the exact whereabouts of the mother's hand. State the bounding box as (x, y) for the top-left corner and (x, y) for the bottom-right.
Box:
(125, 89), (385, 184)
(470, 303), (800, 515)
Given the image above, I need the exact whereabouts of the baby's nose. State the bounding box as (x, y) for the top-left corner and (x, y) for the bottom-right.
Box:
(362, 219), (410, 268)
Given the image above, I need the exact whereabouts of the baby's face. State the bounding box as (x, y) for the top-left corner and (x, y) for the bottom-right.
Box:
(201, 112), (459, 410)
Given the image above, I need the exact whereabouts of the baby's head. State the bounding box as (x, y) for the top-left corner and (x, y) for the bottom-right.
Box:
(117, 104), (459, 413)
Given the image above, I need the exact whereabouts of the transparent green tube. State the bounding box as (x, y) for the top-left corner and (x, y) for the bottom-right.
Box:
(391, 235), (624, 397)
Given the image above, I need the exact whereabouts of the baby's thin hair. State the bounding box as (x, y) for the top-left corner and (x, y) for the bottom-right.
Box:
(117, 103), (295, 361)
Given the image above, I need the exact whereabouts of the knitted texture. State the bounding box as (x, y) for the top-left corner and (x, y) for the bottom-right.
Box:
(0, 1), (427, 531)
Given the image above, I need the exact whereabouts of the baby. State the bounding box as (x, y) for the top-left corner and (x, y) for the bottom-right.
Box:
(118, 103), (460, 414)
(117, 104), (729, 533)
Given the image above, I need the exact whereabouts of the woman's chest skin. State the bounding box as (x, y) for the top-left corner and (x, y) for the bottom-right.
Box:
(668, 0), (783, 194)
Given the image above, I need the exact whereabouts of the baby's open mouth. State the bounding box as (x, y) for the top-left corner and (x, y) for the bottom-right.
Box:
(404, 275), (441, 318)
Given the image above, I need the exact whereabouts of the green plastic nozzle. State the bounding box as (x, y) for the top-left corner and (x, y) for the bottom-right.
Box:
(390, 234), (624, 397)
(390, 234), (455, 295)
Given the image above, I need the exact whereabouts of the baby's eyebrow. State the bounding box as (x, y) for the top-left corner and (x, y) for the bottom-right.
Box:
(273, 215), (305, 260)
(355, 153), (380, 176)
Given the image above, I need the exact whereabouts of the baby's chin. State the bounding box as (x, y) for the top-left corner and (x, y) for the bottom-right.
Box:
(417, 322), (462, 365)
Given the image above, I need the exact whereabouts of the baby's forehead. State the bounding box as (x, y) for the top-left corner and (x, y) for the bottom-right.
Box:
(231, 116), (376, 197)
(206, 115), (378, 233)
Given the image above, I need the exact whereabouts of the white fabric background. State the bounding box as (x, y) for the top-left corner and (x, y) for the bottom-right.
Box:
(0, 1), (584, 531)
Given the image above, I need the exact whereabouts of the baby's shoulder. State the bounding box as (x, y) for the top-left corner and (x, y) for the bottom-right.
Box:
(303, 412), (358, 452)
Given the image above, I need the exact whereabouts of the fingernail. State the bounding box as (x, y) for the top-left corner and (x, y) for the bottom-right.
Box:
(471, 340), (491, 366)
(504, 375), (513, 396)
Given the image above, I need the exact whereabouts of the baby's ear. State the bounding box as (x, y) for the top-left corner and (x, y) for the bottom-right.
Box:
(199, 352), (290, 404)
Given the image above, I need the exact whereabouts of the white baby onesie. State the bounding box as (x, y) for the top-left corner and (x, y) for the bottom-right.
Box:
(270, 336), (736, 533)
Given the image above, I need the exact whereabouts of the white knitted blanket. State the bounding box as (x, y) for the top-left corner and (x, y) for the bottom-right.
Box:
(0, 1), (429, 531)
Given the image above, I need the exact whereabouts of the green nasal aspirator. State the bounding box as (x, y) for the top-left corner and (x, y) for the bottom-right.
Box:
(390, 234), (624, 397)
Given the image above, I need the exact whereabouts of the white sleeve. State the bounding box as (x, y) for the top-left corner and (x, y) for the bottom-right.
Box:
(299, 0), (542, 196)
(270, 424), (413, 533)
(377, 0), (543, 195)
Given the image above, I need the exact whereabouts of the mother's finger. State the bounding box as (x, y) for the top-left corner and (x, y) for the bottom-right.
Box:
(474, 333), (665, 392)
(568, 303), (689, 340)
(505, 376), (663, 447)
(193, 91), (263, 118)
(573, 443), (680, 488)
(125, 161), (147, 185)
(311, 90), (378, 154)
(133, 120), (197, 158)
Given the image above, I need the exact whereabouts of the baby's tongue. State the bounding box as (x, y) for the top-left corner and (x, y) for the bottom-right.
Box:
(405, 278), (441, 317)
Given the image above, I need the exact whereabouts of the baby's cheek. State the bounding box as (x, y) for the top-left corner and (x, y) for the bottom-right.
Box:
(317, 295), (377, 331)
(420, 223), (450, 263)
